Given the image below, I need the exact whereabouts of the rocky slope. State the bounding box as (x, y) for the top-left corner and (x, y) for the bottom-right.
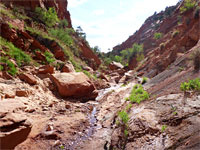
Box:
(1, 0), (72, 27)
(0, 0), (101, 70)
(110, 40), (200, 150)
(112, 0), (200, 77)
(70, 41), (200, 150)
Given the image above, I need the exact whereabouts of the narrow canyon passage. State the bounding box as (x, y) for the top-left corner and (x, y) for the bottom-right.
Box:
(0, 0), (200, 150)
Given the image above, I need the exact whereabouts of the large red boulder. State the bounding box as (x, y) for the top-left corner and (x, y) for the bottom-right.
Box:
(19, 73), (37, 85)
(38, 65), (54, 74)
(35, 51), (46, 61)
(51, 42), (66, 61)
(49, 72), (98, 100)
(109, 61), (124, 70)
(0, 100), (32, 150)
(0, 23), (18, 42)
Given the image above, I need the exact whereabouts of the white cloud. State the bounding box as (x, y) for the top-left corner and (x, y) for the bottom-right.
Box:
(68, 0), (88, 8)
(93, 9), (105, 16)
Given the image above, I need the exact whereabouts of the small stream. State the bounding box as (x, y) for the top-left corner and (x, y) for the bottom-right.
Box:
(64, 84), (123, 150)
(64, 107), (98, 150)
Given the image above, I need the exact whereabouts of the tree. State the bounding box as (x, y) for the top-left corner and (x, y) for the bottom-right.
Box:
(92, 46), (101, 54)
(76, 26), (86, 40)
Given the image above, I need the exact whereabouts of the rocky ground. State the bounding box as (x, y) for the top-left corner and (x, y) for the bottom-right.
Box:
(0, 70), (93, 150)
(0, 58), (199, 150)
(111, 94), (200, 150)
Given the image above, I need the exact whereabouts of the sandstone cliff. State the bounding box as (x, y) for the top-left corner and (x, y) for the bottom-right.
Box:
(1, 0), (72, 28)
(112, 0), (200, 77)
(0, 0), (101, 70)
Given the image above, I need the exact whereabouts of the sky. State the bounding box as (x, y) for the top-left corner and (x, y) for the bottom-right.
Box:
(68, 0), (179, 52)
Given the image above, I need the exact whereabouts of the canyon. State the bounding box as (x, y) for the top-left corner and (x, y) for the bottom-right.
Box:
(0, 0), (200, 150)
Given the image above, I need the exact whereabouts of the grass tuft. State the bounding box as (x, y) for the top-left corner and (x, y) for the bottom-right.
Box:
(128, 84), (149, 104)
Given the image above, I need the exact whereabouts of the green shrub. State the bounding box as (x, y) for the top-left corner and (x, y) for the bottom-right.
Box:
(58, 19), (68, 28)
(0, 65), (3, 71)
(161, 125), (167, 132)
(128, 84), (149, 104)
(132, 43), (144, 63)
(180, 0), (196, 14)
(0, 37), (31, 66)
(8, 47), (31, 67)
(136, 53), (144, 63)
(118, 110), (129, 125)
(35, 7), (59, 27)
(154, 32), (163, 40)
(125, 103), (132, 111)
(59, 145), (65, 149)
(172, 30), (179, 38)
(48, 28), (74, 47)
(141, 77), (148, 84)
(132, 43), (143, 53)
(104, 57), (112, 65)
(124, 129), (129, 137)
(117, 109), (130, 148)
(125, 97), (129, 101)
(180, 78), (200, 92)
(44, 51), (56, 64)
(0, 5), (16, 19)
(0, 57), (17, 76)
(104, 43), (144, 67)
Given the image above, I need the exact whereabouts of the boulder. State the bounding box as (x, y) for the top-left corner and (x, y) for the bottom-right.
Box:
(31, 39), (48, 52)
(2, 71), (13, 80)
(35, 51), (46, 61)
(52, 45), (65, 61)
(14, 38), (25, 50)
(116, 68), (126, 76)
(0, 23), (18, 42)
(49, 72), (98, 100)
(38, 65), (54, 74)
(99, 73), (109, 82)
(16, 89), (29, 97)
(137, 71), (145, 77)
(109, 61), (124, 70)
(119, 71), (134, 83)
(61, 61), (75, 73)
(93, 79), (111, 90)
(19, 73), (37, 85)
(0, 100), (32, 150)
(82, 66), (94, 73)
(5, 92), (15, 99)
(111, 76), (121, 84)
